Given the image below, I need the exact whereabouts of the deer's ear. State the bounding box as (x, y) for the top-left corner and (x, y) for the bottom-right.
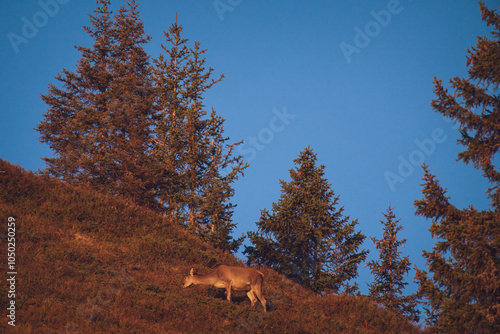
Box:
(190, 268), (194, 276)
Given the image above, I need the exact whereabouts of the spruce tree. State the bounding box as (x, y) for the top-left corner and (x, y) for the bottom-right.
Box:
(37, 0), (115, 184)
(366, 205), (419, 323)
(36, 0), (157, 209)
(414, 2), (500, 332)
(245, 147), (368, 294)
(152, 19), (247, 252)
(106, 0), (157, 208)
(151, 18), (190, 220)
(197, 108), (246, 253)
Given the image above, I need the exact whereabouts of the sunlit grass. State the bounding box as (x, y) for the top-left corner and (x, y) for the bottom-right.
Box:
(0, 159), (425, 333)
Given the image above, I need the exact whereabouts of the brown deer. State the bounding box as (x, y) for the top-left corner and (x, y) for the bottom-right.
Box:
(183, 265), (267, 312)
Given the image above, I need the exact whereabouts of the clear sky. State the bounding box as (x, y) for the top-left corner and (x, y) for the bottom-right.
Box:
(1, 0), (495, 298)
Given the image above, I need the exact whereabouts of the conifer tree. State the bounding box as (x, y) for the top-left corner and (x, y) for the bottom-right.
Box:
(106, 0), (157, 208)
(152, 19), (247, 252)
(366, 205), (419, 323)
(36, 0), (157, 209)
(37, 0), (115, 183)
(195, 108), (246, 253)
(245, 147), (368, 294)
(414, 2), (500, 332)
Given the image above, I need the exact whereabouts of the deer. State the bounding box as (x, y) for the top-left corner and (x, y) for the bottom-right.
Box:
(183, 265), (267, 312)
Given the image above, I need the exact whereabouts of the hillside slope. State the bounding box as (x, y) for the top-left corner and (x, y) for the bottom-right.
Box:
(0, 159), (423, 333)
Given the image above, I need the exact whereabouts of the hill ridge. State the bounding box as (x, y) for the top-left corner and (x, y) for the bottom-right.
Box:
(0, 159), (422, 333)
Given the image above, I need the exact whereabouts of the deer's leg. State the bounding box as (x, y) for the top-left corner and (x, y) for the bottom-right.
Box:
(254, 285), (267, 312)
(247, 290), (257, 306)
(226, 282), (232, 302)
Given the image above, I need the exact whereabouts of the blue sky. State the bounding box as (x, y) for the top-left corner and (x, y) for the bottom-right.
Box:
(0, 0), (495, 297)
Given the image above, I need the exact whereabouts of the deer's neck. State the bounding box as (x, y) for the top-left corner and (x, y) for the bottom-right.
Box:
(192, 272), (220, 286)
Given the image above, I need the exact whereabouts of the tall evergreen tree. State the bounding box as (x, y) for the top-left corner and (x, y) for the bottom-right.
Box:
(37, 0), (115, 184)
(414, 2), (500, 332)
(106, 0), (157, 208)
(36, 0), (157, 209)
(197, 108), (246, 253)
(245, 147), (368, 294)
(151, 18), (189, 220)
(366, 205), (419, 323)
(152, 19), (247, 252)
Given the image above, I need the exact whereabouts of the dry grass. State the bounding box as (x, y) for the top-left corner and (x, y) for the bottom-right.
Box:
(0, 159), (425, 333)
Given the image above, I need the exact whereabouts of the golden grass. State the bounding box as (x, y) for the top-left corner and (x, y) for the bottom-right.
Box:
(0, 159), (425, 333)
